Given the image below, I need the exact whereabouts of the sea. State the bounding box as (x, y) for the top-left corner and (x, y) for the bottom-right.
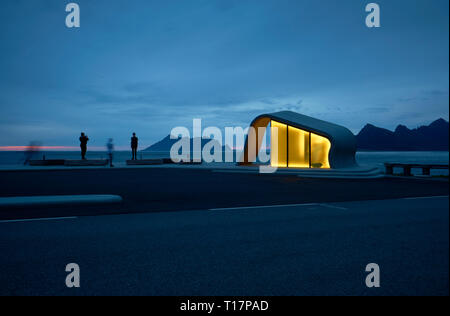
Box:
(0, 151), (448, 176)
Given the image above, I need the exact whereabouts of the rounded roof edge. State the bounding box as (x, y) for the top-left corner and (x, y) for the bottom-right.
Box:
(252, 111), (355, 144)
(254, 111), (355, 137)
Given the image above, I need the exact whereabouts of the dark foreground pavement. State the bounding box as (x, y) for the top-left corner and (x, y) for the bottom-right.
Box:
(0, 168), (448, 219)
(0, 196), (448, 296)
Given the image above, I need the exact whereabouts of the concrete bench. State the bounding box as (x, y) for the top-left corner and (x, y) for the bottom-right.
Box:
(0, 194), (122, 208)
(160, 158), (203, 165)
(64, 160), (109, 166)
(126, 159), (164, 165)
(126, 159), (203, 165)
(385, 163), (449, 176)
(29, 159), (65, 166)
(29, 159), (109, 167)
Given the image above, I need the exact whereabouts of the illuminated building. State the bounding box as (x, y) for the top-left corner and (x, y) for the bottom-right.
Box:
(240, 111), (357, 169)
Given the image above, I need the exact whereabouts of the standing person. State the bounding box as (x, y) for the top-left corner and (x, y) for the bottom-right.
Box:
(79, 132), (89, 160)
(131, 133), (138, 160)
(23, 141), (41, 165)
(107, 138), (114, 167)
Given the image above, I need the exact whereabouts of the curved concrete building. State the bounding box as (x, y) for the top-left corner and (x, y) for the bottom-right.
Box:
(240, 111), (357, 169)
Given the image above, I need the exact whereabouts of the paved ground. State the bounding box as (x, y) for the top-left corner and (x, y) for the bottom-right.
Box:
(0, 196), (448, 296)
(0, 168), (448, 219)
(0, 168), (448, 295)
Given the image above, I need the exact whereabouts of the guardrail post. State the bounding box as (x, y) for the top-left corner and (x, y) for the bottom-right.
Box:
(385, 164), (394, 175)
(403, 166), (412, 177)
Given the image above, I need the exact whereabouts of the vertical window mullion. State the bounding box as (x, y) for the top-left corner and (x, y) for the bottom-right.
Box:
(286, 126), (289, 167)
(309, 132), (312, 168)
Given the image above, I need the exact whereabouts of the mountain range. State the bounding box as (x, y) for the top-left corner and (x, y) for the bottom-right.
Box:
(145, 135), (232, 152)
(145, 119), (449, 152)
(356, 118), (449, 151)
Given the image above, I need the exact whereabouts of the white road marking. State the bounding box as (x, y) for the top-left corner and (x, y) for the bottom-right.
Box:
(1, 196), (447, 222)
(402, 195), (449, 200)
(319, 204), (349, 210)
(210, 196), (449, 212)
(0, 216), (77, 224)
(211, 203), (319, 211)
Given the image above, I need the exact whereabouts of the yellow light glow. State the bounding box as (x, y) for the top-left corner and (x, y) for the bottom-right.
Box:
(311, 133), (331, 169)
(271, 121), (287, 167)
(270, 120), (331, 169)
(288, 126), (310, 168)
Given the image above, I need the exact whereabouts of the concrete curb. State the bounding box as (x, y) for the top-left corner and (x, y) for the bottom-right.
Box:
(0, 195), (123, 208)
(212, 166), (385, 179)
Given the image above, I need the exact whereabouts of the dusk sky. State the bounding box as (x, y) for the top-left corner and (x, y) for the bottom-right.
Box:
(0, 0), (448, 149)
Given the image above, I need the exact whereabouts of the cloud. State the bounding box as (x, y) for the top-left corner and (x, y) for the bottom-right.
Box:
(0, 0), (448, 146)
(365, 107), (391, 113)
(424, 89), (448, 96)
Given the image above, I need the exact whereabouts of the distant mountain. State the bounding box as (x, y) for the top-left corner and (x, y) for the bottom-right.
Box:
(145, 135), (232, 152)
(357, 118), (449, 151)
(146, 118), (449, 153)
(145, 135), (180, 152)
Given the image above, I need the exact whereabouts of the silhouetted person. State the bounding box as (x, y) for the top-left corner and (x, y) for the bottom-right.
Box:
(107, 138), (114, 167)
(79, 133), (89, 160)
(131, 133), (138, 160)
(23, 141), (41, 165)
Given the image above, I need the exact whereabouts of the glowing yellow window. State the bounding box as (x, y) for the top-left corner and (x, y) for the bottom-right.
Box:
(271, 121), (287, 167)
(310, 133), (331, 169)
(288, 126), (310, 168)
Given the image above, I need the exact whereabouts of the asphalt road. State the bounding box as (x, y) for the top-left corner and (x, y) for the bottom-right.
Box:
(0, 168), (448, 219)
(0, 196), (448, 296)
